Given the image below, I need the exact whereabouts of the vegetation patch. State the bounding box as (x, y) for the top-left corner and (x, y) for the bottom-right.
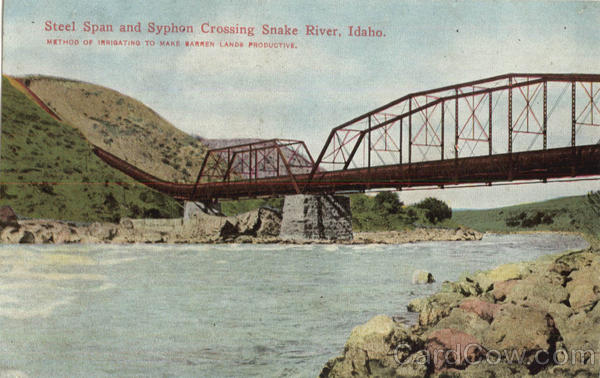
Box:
(1, 76), (181, 222)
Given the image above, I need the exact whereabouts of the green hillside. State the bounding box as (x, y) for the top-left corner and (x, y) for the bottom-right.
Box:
(0, 76), (181, 222)
(453, 194), (600, 236)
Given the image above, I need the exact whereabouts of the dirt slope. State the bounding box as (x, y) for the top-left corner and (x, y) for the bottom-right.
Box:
(22, 75), (206, 183)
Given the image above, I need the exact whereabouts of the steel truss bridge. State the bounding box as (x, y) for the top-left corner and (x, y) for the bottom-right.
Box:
(94, 73), (600, 201)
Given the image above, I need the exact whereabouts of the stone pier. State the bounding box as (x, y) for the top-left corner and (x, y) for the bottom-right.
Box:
(279, 194), (353, 241)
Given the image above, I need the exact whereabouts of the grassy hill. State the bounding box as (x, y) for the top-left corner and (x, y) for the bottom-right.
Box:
(22, 75), (206, 183)
(453, 194), (600, 236)
(1, 76), (181, 222)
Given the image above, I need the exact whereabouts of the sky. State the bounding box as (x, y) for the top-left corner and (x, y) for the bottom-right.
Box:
(2, 0), (600, 208)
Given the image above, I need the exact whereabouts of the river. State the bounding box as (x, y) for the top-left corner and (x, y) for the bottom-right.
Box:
(0, 233), (587, 377)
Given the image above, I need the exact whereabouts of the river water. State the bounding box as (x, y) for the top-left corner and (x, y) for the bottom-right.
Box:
(0, 233), (587, 377)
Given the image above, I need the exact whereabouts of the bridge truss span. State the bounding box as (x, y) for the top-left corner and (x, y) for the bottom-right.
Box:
(93, 73), (600, 201)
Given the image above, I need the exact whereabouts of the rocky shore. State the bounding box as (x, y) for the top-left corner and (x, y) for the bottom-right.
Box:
(0, 205), (482, 244)
(320, 245), (600, 377)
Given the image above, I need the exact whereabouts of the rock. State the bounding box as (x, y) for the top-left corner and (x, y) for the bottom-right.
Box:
(427, 308), (490, 342)
(472, 262), (531, 292)
(0, 226), (24, 243)
(407, 296), (428, 313)
(504, 271), (568, 305)
(412, 269), (435, 284)
(459, 298), (501, 322)
(417, 292), (465, 327)
(566, 263), (600, 310)
(559, 301), (600, 374)
(459, 360), (530, 377)
(320, 315), (420, 377)
(18, 231), (35, 244)
(345, 315), (397, 357)
(119, 218), (134, 229)
(255, 208), (281, 237)
(491, 279), (519, 301)
(0, 206), (19, 229)
(483, 303), (559, 370)
(219, 220), (238, 240)
(393, 350), (428, 377)
(441, 279), (481, 297)
(425, 328), (486, 373)
(235, 210), (260, 236)
(234, 208), (282, 237)
(87, 222), (118, 241)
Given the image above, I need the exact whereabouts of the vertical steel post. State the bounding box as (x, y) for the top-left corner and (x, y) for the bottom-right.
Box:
(399, 118), (403, 164)
(488, 92), (493, 156)
(368, 116), (372, 169)
(543, 81), (547, 150)
(454, 91), (459, 160)
(571, 81), (576, 147)
(227, 149), (231, 182)
(254, 149), (258, 180)
(409, 99), (412, 164)
(508, 77), (513, 154)
(441, 101), (445, 160)
(249, 145), (253, 181)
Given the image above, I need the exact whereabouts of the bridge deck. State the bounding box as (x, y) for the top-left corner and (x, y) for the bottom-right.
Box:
(94, 144), (600, 201)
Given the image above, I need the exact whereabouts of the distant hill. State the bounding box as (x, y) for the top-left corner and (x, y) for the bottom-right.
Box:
(0, 76), (181, 222)
(22, 75), (207, 183)
(453, 194), (600, 236)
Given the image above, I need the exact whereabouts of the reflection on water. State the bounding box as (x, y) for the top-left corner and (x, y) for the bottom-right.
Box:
(0, 234), (588, 377)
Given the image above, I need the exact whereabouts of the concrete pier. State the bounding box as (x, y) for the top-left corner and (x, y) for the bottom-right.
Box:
(279, 194), (353, 241)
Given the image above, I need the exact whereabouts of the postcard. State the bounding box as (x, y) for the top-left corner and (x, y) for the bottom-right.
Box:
(1, 0), (599, 376)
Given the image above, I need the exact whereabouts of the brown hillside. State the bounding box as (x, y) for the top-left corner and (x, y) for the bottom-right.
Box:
(22, 75), (206, 183)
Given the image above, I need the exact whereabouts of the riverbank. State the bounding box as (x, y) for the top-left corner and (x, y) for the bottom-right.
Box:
(0, 206), (482, 244)
(320, 242), (600, 377)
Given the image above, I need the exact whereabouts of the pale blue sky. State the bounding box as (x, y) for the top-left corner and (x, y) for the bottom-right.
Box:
(2, 0), (600, 208)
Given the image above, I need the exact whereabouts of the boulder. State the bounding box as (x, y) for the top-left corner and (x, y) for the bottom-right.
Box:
(566, 263), (600, 310)
(320, 315), (420, 377)
(412, 269), (435, 284)
(235, 210), (261, 235)
(441, 279), (481, 297)
(459, 360), (530, 377)
(18, 231), (35, 244)
(504, 271), (568, 305)
(255, 208), (281, 237)
(425, 328), (486, 373)
(472, 262), (531, 292)
(0, 206), (19, 229)
(483, 303), (559, 370)
(234, 208), (282, 237)
(0, 226), (24, 243)
(416, 292), (465, 327)
(459, 298), (502, 322)
(119, 218), (134, 229)
(219, 220), (238, 240)
(88, 222), (118, 241)
(427, 308), (490, 343)
(559, 301), (600, 374)
(491, 279), (520, 301)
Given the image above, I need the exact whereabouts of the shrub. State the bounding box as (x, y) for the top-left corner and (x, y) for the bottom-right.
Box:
(416, 197), (452, 224)
(374, 191), (402, 214)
